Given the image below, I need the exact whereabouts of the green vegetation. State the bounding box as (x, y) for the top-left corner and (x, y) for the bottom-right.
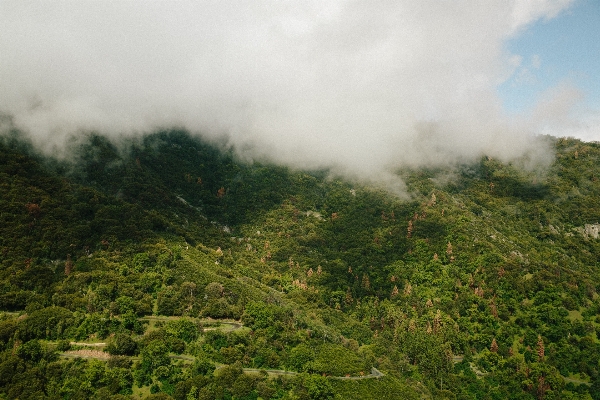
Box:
(1, 129), (600, 399)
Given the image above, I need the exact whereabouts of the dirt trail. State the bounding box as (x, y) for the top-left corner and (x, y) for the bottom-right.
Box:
(330, 367), (384, 380)
(141, 316), (243, 331)
(59, 352), (386, 380)
(70, 342), (106, 347)
(59, 317), (384, 380)
(62, 350), (110, 359)
(226, 366), (384, 380)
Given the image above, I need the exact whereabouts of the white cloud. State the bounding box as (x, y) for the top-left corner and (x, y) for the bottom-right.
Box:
(560, 111), (600, 142)
(0, 0), (579, 186)
(530, 84), (600, 142)
(510, 0), (575, 32)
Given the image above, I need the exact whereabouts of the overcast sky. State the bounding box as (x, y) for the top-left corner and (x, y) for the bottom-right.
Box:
(1, 0), (597, 186)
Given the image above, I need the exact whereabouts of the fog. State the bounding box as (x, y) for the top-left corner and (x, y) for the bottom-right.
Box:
(0, 1), (578, 186)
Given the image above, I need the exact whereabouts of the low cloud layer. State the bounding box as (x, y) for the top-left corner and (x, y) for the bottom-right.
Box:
(0, 1), (578, 184)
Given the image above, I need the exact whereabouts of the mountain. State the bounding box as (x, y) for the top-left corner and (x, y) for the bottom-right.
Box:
(0, 129), (599, 399)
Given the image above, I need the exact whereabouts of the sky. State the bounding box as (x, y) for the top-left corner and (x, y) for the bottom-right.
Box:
(1, 0), (598, 188)
(498, 0), (600, 142)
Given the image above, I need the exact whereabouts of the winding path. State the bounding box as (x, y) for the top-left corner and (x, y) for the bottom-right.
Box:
(140, 316), (243, 332)
(218, 366), (384, 380)
(69, 342), (106, 347)
(58, 317), (385, 381)
(330, 367), (385, 380)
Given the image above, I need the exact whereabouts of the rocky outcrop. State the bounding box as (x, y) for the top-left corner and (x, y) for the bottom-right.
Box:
(574, 223), (600, 239)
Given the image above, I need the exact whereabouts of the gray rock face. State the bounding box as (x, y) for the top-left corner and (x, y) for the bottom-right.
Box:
(585, 224), (600, 239)
(574, 223), (600, 239)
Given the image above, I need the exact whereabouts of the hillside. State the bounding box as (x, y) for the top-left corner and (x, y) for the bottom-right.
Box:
(1, 130), (599, 400)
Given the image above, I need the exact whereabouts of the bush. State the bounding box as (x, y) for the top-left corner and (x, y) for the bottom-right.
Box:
(20, 306), (74, 340)
(16, 339), (43, 362)
(56, 339), (71, 352)
(288, 343), (314, 372)
(191, 357), (215, 377)
(303, 375), (334, 400)
(108, 355), (133, 369)
(106, 333), (138, 356)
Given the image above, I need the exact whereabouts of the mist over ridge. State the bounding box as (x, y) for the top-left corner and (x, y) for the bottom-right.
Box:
(0, 1), (579, 189)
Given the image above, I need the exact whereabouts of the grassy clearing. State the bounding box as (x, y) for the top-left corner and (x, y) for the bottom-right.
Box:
(131, 385), (152, 399)
(564, 373), (591, 386)
(567, 309), (583, 322)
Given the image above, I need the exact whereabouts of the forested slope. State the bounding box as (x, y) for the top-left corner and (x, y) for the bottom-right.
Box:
(0, 130), (599, 399)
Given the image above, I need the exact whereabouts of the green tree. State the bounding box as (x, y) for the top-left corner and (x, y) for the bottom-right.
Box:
(135, 340), (171, 386)
(16, 339), (44, 362)
(106, 333), (138, 356)
(303, 374), (334, 400)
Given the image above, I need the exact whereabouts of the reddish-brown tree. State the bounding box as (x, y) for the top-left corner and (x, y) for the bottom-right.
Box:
(537, 335), (544, 360)
(490, 338), (498, 353)
(65, 254), (73, 276)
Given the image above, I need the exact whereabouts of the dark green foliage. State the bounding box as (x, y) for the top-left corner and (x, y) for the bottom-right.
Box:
(15, 339), (43, 362)
(330, 377), (422, 400)
(164, 318), (201, 343)
(106, 333), (138, 356)
(288, 343), (315, 372)
(303, 374), (335, 400)
(0, 318), (18, 346)
(191, 357), (216, 377)
(135, 340), (172, 386)
(242, 301), (278, 330)
(20, 306), (75, 340)
(325, 345), (366, 376)
(2, 130), (600, 398)
(56, 339), (71, 352)
(108, 355), (133, 369)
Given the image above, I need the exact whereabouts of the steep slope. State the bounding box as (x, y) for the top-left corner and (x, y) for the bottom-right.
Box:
(0, 130), (599, 399)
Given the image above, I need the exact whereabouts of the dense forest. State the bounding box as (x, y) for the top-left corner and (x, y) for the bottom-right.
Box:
(1, 127), (599, 399)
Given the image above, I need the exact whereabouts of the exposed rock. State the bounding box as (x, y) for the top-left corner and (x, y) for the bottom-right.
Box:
(585, 224), (600, 239)
(305, 210), (324, 220)
(574, 223), (600, 239)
